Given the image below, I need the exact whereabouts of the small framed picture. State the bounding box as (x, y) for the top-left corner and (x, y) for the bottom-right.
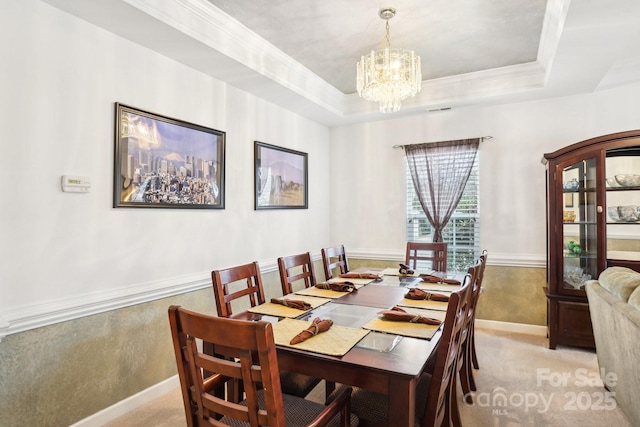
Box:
(114, 103), (225, 209)
(254, 141), (308, 209)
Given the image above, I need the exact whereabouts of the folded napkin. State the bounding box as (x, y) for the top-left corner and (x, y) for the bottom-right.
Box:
(315, 282), (357, 292)
(270, 298), (312, 311)
(405, 288), (450, 302)
(289, 317), (334, 345)
(339, 272), (382, 280)
(399, 263), (415, 275)
(419, 274), (461, 285)
(379, 306), (442, 325)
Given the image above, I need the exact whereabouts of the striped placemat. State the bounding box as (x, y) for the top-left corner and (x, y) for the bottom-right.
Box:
(272, 318), (370, 356)
(379, 267), (435, 277)
(247, 296), (330, 318)
(396, 298), (449, 311)
(294, 287), (358, 299)
(362, 307), (444, 340)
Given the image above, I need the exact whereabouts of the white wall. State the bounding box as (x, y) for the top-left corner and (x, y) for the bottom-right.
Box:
(0, 0), (331, 328)
(330, 83), (640, 264)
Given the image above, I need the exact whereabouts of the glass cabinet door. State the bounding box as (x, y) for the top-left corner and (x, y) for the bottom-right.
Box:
(605, 148), (640, 264)
(561, 157), (598, 293)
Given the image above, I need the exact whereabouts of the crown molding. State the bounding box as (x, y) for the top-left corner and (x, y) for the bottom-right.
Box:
(124, 0), (345, 115)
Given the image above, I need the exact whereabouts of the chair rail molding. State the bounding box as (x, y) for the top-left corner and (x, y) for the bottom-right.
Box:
(0, 250), (542, 339)
(349, 249), (546, 268)
(0, 256), (312, 339)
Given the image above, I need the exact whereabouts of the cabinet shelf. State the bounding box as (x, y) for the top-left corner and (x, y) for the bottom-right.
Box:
(606, 186), (640, 191)
(606, 221), (640, 225)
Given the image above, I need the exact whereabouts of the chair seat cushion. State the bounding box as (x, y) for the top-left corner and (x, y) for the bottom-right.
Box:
(221, 390), (359, 427)
(279, 370), (321, 398)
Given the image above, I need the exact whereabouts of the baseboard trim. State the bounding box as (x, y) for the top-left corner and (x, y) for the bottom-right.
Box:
(476, 319), (547, 336)
(69, 375), (180, 427)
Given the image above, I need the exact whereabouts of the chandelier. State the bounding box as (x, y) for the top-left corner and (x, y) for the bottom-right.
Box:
(356, 8), (422, 113)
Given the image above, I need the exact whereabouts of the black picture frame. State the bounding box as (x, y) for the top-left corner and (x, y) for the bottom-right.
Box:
(254, 141), (308, 209)
(114, 103), (225, 209)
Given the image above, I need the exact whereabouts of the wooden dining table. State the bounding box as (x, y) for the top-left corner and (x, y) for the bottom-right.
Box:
(231, 268), (462, 427)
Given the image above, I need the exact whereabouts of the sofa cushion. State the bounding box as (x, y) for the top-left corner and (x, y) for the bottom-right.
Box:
(629, 286), (640, 311)
(598, 266), (640, 302)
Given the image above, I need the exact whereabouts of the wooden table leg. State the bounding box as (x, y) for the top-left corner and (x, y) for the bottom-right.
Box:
(388, 376), (416, 427)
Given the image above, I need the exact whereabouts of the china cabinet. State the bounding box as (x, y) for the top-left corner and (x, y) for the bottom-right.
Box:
(542, 130), (640, 349)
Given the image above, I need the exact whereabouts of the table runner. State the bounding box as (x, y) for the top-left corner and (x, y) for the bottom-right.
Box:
(362, 307), (444, 340)
(379, 267), (435, 277)
(273, 318), (370, 356)
(396, 298), (449, 311)
(247, 295), (330, 318)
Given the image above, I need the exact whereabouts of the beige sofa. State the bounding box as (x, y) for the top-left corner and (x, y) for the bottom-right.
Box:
(585, 266), (640, 427)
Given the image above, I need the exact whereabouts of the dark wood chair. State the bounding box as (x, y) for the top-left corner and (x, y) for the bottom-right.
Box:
(405, 242), (448, 272)
(321, 245), (350, 280)
(168, 305), (357, 427)
(452, 258), (482, 424)
(211, 261), (265, 318)
(470, 250), (488, 371)
(278, 252), (318, 295)
(211, 261), (320, 399)
(328, 275), (471, 427)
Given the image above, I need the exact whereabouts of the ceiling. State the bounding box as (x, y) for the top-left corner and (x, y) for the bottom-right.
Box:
(41, 0), (640, 127)
(206, 0), (547, 95)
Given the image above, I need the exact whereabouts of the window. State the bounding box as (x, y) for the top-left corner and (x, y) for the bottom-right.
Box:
(406, 156), (480, 272)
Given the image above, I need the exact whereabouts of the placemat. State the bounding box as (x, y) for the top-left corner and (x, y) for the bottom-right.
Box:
(294, 287), (358, 299)
(379, 267), (434, 277)
(362, 307), (443, 340)
(247, 296), (330, 318)
(272, 318), (370, 356)
(416, 283), (460, 292)
(396, 298), (449, 311)
(327, 277), (373, 286)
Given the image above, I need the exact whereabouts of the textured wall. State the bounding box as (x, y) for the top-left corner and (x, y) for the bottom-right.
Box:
(0, 290), (210, 427)
(475, 265), (547, 326)
(0, 265), (312, 427)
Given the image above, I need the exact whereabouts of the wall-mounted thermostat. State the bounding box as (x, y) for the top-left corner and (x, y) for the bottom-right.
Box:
(61, 175), (91, 193)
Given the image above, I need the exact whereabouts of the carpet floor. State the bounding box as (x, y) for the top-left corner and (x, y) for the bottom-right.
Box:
(104, 328), (633, 426)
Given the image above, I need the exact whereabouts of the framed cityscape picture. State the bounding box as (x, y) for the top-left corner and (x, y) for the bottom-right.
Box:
(254, 141), (308, 209)
(114, 103), (225, 209)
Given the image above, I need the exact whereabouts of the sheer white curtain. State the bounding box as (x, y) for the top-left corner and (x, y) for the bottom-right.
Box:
(405, 138), (480, 242)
